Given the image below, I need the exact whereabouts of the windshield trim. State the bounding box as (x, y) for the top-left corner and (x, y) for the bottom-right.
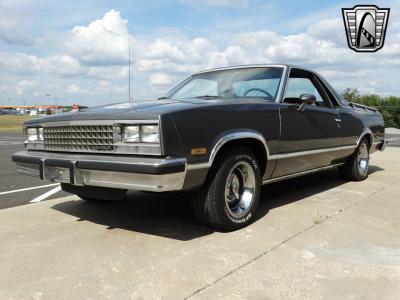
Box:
(194, 64), (287, 75)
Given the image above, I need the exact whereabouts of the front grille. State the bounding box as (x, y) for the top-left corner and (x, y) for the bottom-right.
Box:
(44, 125), (114, 152)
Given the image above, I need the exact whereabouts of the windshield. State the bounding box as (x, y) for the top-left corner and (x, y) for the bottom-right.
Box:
(167, 67), (284, 101)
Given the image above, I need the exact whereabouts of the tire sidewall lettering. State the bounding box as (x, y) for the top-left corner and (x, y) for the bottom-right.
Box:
(234, 154), (258, 170)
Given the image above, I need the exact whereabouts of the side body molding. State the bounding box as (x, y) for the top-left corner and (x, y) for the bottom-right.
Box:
(186, 130), (270, 172)
(357, 128), (374, 149)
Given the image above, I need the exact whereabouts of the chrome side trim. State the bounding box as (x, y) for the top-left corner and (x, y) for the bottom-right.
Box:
(262, 163), (345, 185)
(186, 131), (270, 171)
(268, 145), (356, 160)
(357, 128), (374, 148)
(187, 138), (357, 170)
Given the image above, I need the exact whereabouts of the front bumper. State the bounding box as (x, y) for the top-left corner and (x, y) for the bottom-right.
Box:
(12, 151), (187, 192)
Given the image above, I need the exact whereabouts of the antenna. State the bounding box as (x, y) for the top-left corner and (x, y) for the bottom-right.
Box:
(128, 31), (132, 104)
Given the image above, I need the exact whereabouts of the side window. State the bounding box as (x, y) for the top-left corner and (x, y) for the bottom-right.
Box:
(285, 78), (326, 106)
(233, 79), (280, 99)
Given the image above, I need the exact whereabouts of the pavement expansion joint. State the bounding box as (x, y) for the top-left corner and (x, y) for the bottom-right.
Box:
(184, 177), (400, 299)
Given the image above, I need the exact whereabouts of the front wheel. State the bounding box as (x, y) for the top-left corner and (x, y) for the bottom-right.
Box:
(191, 147), (261, 231)
(339, 137), (370, 181)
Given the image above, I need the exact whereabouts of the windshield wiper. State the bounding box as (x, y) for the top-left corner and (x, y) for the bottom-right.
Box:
(157, 96), (169, 100)
(194, 95), (221, 99)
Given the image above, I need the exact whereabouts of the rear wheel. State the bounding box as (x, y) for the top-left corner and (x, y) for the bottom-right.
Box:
(191, 147), (261, 231)
(339, 137), (370, 181)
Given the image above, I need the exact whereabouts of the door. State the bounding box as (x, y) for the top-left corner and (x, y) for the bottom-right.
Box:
(272, 68), (342, 177)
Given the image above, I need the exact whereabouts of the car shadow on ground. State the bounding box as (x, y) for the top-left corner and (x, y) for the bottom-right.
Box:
(51, 165), (384, 241)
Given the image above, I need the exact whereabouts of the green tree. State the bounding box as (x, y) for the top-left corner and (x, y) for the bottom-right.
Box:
(341, 89), (400, 128)
(342, 88), (360, 102)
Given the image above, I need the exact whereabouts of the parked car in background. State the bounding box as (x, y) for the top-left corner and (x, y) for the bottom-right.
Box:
(12, 64), (386, 230)
(0, 109), (20, 114)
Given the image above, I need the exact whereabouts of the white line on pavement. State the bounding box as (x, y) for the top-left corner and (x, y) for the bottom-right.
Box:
(0, 183), (60, 196)
(0, 141), (23, 146)
(30, 185), (62, 203)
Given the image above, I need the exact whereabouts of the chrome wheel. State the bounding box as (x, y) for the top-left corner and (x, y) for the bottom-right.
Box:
(224, 161), (256, 218)
(357, 142), (369, 176)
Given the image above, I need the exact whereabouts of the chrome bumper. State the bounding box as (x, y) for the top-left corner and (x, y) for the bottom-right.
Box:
(12, 151), (187, 192)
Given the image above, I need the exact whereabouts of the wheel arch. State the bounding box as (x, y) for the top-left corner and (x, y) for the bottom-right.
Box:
(357, 128), (374, 149)
(208, 130), (270, 177)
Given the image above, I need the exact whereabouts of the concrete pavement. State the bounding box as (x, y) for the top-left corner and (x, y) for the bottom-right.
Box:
(0, 148), (399, 299)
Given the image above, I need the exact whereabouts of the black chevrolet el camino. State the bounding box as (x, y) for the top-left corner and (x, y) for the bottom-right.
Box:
(13, 65), (386, 230)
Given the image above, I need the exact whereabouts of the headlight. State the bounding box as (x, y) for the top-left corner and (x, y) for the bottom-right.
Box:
(122, 126), (140, 143)
(26, 127), (44, 142)
(140, 125), (159, 143)
(121, 124), (160, 144)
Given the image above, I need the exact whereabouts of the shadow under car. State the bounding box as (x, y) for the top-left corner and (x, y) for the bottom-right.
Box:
(51, 166), (384, 241)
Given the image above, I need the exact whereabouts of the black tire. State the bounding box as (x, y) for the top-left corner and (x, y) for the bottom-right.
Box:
(338, 137), (370, 181)
(191, 147), (261, 231)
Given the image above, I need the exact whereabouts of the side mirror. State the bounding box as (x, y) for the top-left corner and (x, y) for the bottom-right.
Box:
(298, 94), (316, 111)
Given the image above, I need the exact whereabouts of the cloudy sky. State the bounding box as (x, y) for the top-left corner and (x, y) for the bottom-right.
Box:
(0, 0), (399, 107)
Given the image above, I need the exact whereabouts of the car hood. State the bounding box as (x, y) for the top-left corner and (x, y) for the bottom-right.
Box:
(25, 100), (204, 125)
(25, 98), (273, 125)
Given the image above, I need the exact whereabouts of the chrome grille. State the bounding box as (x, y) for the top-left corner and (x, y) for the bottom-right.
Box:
(44, 125), (114, 152)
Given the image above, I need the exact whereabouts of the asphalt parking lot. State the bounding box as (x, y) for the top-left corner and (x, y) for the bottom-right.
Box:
(1, 131), (400, 299)
(0, 132), (68, 210)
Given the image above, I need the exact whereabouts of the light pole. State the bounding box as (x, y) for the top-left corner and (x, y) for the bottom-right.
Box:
(46, 94), (58, 114)
(22, 97), (26, 114)
(54, 97), (58, 113)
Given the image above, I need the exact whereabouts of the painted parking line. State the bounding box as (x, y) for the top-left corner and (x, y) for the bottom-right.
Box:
(0, 183), (60, 196)
(30, 185), (62, 203)
(0, 141), (23, 146)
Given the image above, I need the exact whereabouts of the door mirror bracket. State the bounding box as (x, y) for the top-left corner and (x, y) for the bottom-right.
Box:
(298, 94), (316, 111)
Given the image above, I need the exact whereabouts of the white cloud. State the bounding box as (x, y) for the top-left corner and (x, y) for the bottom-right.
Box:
(145, 39), (187, 62)
(65, 9), (130, 66)
(306, 18), (344, 46)
(66, 83), (81, 94)
(149, 72), (175, 86)
(0, 10), (34, 45)
(0, 52), (81, 76)
(43, 55), (81, 76)
(87, 65), (129, 79)
(16, 80), (36, 95)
